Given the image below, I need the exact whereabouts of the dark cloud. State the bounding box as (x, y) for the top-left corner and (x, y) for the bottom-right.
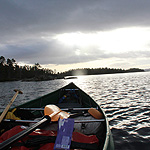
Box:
(1, 0), (150, 37)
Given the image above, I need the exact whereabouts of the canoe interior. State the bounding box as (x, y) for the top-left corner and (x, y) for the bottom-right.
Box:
(0, 82), (114, 150)
(18, 82), (98, 108)
(16, 82), (100, 117)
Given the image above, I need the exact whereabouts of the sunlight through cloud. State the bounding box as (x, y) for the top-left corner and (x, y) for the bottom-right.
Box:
(75, 49), (81, 55)
(53, 27), (150, 53)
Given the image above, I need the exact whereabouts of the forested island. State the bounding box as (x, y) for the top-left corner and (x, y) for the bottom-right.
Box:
(0, 56), (145, 82)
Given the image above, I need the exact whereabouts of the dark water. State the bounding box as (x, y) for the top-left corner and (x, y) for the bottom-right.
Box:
(0, 72), (150, 150)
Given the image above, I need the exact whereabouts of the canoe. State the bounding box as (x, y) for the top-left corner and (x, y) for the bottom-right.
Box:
(0, 82), (114, 150)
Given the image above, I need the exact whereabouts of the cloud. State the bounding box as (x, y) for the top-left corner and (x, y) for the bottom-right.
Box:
(1, 35), (150, 66)
(1, 0), (150, 37)
(1, 0), (150, 70)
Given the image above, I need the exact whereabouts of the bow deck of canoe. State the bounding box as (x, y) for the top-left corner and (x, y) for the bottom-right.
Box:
(0, 82), (114, 150)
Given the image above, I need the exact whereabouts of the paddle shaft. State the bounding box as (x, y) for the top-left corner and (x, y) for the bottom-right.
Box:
(0, 110), (60, 150)
(0, 90), (22, 123)
(0, 118), (49, 150)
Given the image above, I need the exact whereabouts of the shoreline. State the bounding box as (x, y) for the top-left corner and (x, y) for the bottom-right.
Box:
(0, 70), (146, 82)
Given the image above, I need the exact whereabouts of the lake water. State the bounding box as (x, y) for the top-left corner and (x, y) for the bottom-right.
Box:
(0, 72), (150, 150)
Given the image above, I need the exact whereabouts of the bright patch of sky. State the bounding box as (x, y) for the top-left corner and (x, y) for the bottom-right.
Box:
(53, 27), (150, 53)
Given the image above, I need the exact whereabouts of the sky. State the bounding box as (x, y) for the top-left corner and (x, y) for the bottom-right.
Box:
(0, 0), (150, 72)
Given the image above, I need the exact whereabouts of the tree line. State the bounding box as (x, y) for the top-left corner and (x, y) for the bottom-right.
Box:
(0, 56), (145, 82)
(0, 56), (55, 82)
(59, 67), (144, 77)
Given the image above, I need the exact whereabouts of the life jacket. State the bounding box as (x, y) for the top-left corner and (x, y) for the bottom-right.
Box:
(0, 125), (99, 150)
(2, 108), (21, 121)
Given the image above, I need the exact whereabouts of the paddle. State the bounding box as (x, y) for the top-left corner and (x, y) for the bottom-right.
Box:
(69, 108), (104, 119)
(18, 107), (103, 119)
(0, 89), (23, 124)
(88, 108), (104, 119)
(0, 105), (70, 150)
(3, 107), (105, 124)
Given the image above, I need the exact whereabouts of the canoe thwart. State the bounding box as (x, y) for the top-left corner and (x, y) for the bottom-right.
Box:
(18, 107), (98, 111)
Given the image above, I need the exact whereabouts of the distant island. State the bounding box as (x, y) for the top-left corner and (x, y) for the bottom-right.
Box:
(0, 56), (145, 82)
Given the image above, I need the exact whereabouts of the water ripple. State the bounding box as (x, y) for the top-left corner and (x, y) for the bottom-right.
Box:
(0, 72), (150, 149)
